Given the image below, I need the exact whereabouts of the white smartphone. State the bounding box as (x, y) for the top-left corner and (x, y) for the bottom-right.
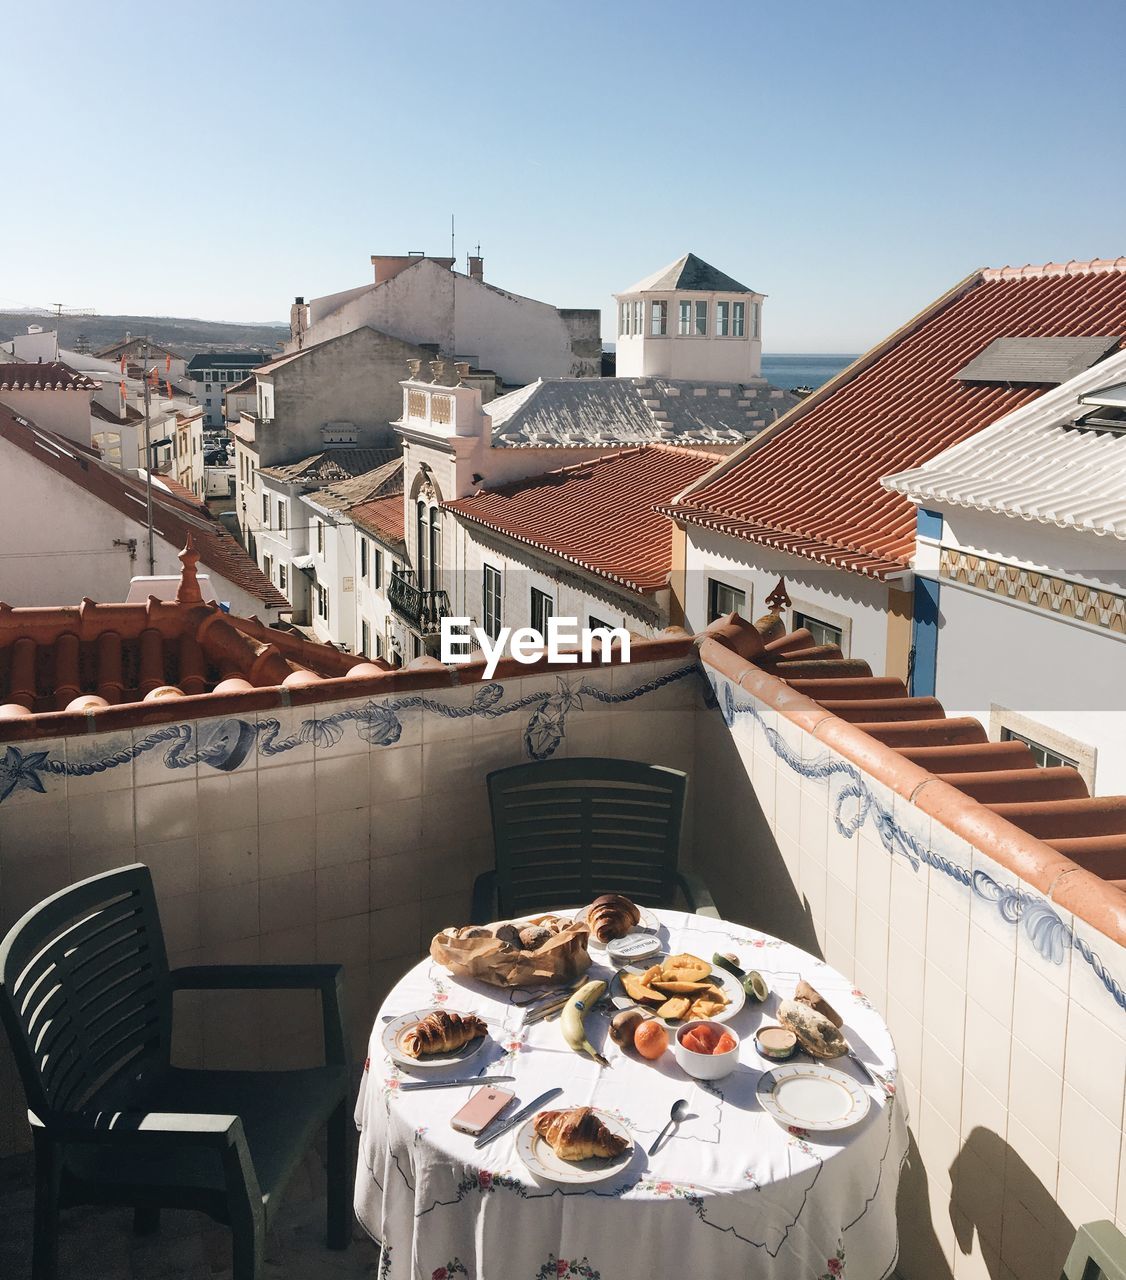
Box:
(450, 1086), (516, 1136)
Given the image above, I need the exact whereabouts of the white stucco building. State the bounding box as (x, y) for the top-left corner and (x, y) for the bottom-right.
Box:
(0, 403), (287, 619)
(613, 252), (764, 381)
(884, 351), (1126, 795)
(290, 252), (601, 385)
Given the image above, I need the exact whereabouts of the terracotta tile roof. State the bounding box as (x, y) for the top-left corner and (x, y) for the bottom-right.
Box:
(0, 542), (391, 721)
(156, 474), (207, 510)
(883, 349), (1126, 539)
(665, 258), (1126, 578)
(0, 404), (287, 609)
(350, 494), (406, 553)
(0, 362), (100, 392)
(704, 585), (1126, 900)
(259, 448), (398, 485)
(444, 445), (717, 593)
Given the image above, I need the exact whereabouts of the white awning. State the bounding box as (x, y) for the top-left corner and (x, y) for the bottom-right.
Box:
(291, 554), (315, 570)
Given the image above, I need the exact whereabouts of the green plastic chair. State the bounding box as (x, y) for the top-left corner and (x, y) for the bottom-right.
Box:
(1062, 1221), (1126, 1280)
(0, 864), (351, 1280)
(473, 757), (717, 922)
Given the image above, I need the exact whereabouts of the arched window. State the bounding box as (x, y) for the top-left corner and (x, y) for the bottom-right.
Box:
(429, 508), (441, 590)
(416, 500), (430, 589)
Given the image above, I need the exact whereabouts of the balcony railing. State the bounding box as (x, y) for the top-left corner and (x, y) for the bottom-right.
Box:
(388, 569), (451, 635)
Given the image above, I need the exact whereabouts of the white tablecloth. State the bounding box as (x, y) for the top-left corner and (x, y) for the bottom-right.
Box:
(354, 910), (908, 1280)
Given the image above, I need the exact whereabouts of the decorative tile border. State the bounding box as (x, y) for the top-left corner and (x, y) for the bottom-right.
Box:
(709, 672), (1126, 1016)
(940, 548), (1126, 635)
(0, 664), (702, 804)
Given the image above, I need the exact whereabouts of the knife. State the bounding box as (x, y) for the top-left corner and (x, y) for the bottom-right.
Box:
(399, 1075), (516, 1093)
(846, 1050), (880, 1087)
(473, 1087), (563, 1149)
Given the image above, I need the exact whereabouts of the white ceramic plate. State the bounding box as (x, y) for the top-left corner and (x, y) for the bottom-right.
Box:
(608, 956), (745, 1026)
(382, 1009), (489, 1070)
(573, 903), (660, 949)
(756, 1063), (871, 1132)
(516, 1108), (634, 1185)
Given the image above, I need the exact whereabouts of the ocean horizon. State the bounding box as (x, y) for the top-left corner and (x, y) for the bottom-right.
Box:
(761, 352), (858, 391)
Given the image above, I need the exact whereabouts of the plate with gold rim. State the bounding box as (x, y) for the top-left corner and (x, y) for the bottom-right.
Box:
(382, 1009), (490, 1070)
(756, 1063), (871, 1132)
(516, 1108), (634, 1185)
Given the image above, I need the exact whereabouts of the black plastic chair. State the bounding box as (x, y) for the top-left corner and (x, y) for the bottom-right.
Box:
(0, 864), (351, 1280)
(1062, 1220), (1126, 1280)
(473, 756), (717, 922)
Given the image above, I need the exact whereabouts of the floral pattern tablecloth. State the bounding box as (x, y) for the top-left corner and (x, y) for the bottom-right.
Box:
(354, 910), (908, 1280)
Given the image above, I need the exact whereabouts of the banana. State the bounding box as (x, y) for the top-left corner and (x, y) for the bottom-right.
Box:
(560, 979), (609, 1066)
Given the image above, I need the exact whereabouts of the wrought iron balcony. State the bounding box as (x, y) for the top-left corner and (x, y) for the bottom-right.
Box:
(388, 569), (451, 635)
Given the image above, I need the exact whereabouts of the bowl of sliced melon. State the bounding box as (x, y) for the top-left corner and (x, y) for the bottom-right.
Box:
(674, 1020), (741, 1080)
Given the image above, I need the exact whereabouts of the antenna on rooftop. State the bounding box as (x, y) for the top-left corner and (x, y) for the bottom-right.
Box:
(35, 302), (97, 359)
(450, 213), (455, 262)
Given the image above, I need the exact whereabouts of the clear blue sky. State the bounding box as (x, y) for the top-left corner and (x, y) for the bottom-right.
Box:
(4, 0), (1124, 351)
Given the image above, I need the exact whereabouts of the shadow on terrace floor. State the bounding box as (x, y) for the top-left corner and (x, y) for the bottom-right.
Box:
(0, 1130), (382, 1280)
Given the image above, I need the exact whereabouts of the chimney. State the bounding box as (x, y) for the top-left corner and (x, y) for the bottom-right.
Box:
(468, 255), (483, 282)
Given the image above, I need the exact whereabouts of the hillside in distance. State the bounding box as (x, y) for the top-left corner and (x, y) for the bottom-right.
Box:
(0, 311), (289, 357)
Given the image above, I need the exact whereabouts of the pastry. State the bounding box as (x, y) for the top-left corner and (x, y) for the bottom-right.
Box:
(400, 1010), (487, 1058)
(586, 894), (641, 943)
(533, 1107), (629, 1161)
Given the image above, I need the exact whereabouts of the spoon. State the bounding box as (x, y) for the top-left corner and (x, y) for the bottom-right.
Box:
(648, 1098), (689, 1155)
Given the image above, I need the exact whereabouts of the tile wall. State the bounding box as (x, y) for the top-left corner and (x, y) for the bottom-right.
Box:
(694, 662), (1126, 1280)
(0, 656), (702, 1156)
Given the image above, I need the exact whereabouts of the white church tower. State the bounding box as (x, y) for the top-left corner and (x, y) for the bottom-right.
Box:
(613, 253), (765, 381)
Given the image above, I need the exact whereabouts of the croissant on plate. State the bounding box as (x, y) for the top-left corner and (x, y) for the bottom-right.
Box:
(587, 894), (641, 943)
(533, 1107), (630, 1161)
(401, 1010), (487, 1058)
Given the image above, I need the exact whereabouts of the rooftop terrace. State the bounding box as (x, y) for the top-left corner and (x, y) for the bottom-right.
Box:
(0, 555), (1123, 1279)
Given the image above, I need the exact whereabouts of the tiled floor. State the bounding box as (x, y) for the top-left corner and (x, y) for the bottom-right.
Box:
(0, 1138), (381, 1280)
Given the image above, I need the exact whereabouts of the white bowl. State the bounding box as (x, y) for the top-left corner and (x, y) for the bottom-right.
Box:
(673, 1020), (740, 1080)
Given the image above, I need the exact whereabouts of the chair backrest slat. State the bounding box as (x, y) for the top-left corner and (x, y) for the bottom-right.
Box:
(0, 865), (172, 1119)
(488, 758), (687, 917)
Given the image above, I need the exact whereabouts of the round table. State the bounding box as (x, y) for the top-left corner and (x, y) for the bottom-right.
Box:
(354, 909), (908, 1280)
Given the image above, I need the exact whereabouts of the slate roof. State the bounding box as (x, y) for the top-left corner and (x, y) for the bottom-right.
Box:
(444, 445), (717, 593)
(884, 348), (1126, 539)
(186, 353), (265, 373)
(259, 448), (399, 486)
(619, 253), (757, 296)
(0, 362), (100, 392)
(663, 257), (1126, 579)
(484, 376), (797, 448)
(0, 403), (287, 609)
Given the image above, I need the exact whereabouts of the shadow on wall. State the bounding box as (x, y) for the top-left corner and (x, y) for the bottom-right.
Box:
(689, 705), (820, 954)
(897, 1125), (1072, 1280)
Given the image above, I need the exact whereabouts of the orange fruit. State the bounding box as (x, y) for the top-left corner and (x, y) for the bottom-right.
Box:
(634, 1018), (669, 1060)
(714, 1032), (737, 1055)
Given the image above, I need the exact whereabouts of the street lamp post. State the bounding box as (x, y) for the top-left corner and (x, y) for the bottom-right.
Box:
(142, 343), (155, 574)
